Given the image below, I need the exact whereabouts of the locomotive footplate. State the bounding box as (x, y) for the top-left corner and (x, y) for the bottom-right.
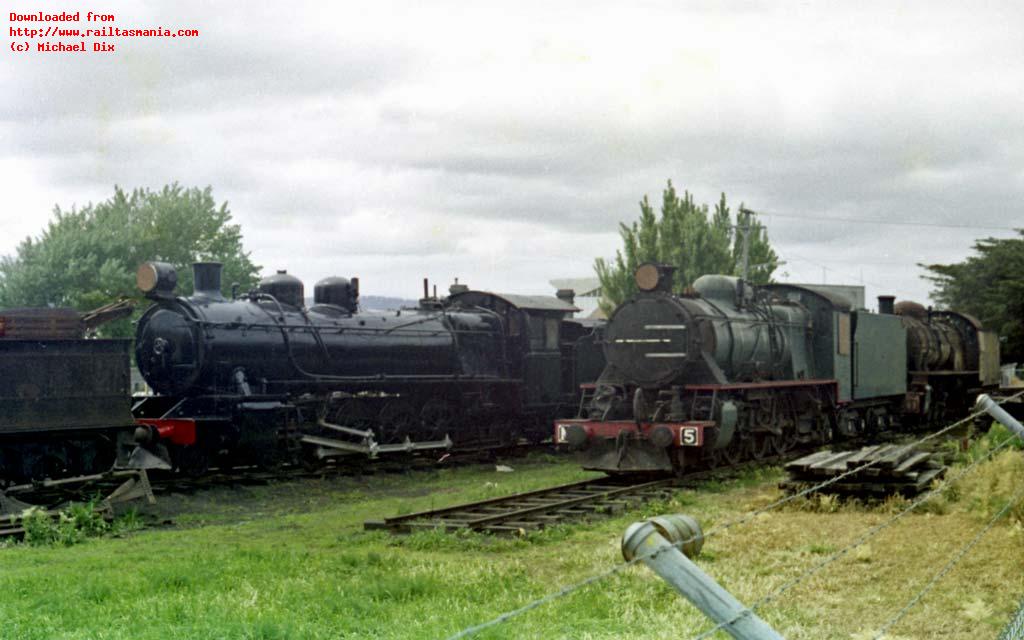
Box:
(553, 419), (713, 474)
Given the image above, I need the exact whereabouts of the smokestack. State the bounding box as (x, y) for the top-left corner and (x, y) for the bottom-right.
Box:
(877, 295), (895, 315)
(193, 262), (224, 299)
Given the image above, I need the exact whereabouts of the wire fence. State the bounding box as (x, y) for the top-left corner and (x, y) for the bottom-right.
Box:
(444, 391), (1024, 640)
(1000, 597), (1024, 640)
(872, 483), (1024, 638)
(690, 433), (1018, 639)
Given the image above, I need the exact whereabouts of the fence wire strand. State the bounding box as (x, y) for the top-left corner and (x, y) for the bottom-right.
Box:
(871, 484), (1024, 639)
(1000, 595), (1024, 640)
(696, 402), (1003, 541)
(444, 392), (1021, 640)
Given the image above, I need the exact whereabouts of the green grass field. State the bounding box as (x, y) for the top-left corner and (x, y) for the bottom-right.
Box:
(1, 443), (1022, 640)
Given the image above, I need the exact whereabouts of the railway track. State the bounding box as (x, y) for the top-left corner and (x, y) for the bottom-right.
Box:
(363, 425), (940, 536)
(364, 476), (680, 535)
(0, 441), (550, 539)
(363, 451), (808, 535)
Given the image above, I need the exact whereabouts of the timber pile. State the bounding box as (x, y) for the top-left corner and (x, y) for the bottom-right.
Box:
(781, 444), (946, 498)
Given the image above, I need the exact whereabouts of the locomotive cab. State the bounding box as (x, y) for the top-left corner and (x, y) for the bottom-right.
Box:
(447, 290), (581, 409)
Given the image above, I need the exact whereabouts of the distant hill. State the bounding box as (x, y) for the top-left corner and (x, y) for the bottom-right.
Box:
(302, 295), (418, 311)
(360, 295), (419, 310)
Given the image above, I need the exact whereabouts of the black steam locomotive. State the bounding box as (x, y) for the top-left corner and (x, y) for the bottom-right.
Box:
(555, 263), (1001, 474)
(131, 262), (604, 474)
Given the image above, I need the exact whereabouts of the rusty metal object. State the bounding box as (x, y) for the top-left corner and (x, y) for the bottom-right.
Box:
(366, 448), (802, 535)
(899, 312), (963, 371)
(0, 469), (155, 538)
(80, 299), (134, 331)
(895, 303), (997, 379)
(2, 301), (134, 339)
(365, 477), (679, 534)
(0, 307), (83, 339)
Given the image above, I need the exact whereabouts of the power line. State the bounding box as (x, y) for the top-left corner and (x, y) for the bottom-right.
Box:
(780, 250), (925, 300)
(758, 210), (1021, 233)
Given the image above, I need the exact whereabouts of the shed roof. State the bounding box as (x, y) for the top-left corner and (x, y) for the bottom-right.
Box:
(450, 290), (579, 313)
(762, 283), (854, 311)
(548, 278), (602, 297)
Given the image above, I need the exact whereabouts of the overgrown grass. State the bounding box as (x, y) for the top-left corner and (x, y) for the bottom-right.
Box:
(0, 451), (1020, 639)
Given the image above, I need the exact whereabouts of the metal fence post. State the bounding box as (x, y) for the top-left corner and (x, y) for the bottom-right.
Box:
(976, 394), (1024, 441)
(621, 514), (785, 640)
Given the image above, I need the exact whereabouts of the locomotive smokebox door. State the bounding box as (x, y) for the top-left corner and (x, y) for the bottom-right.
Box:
(135, 306), (203, 395)
(605, 296), (691, 389)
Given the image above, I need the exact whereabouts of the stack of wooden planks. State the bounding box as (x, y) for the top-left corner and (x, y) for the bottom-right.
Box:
(781, 444), (946, 498)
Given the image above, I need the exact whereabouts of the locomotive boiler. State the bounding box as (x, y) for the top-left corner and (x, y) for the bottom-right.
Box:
(556, 262), (997, 474)
(891, 298), (1001, 421)
(135, 262), (504, 398)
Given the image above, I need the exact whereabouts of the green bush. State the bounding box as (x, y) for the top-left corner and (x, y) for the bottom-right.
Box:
(20, 499), (113, 547)
(985, 421), (1024, 451)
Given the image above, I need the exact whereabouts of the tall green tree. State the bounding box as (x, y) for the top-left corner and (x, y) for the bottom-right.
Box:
(922, 231), (1024, 362)
(594, 180), (779, 314)
(0, 184), (261, 336)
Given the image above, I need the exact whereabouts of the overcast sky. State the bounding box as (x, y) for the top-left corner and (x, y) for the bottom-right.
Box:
(3, 1), (1022, 306)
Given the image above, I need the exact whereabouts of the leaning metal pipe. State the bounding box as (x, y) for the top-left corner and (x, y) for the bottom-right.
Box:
(621, 514), (784, 640)
(976, 394), (1024, 441)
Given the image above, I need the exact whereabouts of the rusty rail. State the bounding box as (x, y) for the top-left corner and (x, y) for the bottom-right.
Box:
(364, 476), (679, 534)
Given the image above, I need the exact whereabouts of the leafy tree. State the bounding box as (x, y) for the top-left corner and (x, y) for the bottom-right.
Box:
(922, 231), (1024, 362)
(594, 180), (779, 314)
(0, 184), (261, 336)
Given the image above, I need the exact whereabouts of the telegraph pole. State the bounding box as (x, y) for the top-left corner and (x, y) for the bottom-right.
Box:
(738, 207), (755, 281)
